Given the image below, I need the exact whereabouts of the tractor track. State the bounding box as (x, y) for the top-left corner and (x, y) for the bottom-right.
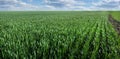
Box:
(109, 14), (120, 35)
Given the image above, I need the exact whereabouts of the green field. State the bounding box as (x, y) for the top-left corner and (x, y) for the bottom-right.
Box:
(111, 11), (120, 21)
(0, 11), (120, 59)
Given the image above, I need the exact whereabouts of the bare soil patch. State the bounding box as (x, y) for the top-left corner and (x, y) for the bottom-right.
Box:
(109, 14), (120, 35)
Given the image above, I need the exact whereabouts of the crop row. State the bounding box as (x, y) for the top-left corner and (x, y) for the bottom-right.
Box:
(0, 12), (120, 59)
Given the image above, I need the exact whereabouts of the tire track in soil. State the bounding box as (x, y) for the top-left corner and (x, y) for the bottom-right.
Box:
(108, 14), (120, 35)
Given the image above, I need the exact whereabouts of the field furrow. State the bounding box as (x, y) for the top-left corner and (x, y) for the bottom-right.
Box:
(0, 11), (120, 59)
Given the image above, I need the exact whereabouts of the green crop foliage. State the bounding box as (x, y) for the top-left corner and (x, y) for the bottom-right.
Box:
(110, 11), (120, 21)
(0, 11), (120, 59)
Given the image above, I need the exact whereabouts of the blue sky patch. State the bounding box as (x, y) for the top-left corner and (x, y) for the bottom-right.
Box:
(0, 0), (120, 11)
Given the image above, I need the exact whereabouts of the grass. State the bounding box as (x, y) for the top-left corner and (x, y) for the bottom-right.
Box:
(110, 11), (120, 21)
(0, 11), (120, 59)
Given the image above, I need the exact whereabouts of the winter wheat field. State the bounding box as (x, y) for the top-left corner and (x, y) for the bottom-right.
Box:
(0, 11), (120, 59)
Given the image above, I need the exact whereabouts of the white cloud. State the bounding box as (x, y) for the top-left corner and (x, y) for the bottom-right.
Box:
(0, 0), (120, 11)
(91, 0), (120, 10)
(103, 0), (120, 2)
(0, 0), (38, 10)
(43, 0), (120, 11)
(44, 0), (85, 10)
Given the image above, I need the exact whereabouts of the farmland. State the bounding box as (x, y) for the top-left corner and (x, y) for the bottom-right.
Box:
(0, 11), (120, 59)
(111, 11), (120, 21)
(109, 11), (120, 37)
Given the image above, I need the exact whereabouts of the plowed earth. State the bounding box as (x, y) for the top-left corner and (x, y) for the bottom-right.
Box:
(109, 15), (120, 35)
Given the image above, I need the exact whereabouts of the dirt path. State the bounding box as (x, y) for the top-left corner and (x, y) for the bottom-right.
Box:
(108, 14), (120, 35)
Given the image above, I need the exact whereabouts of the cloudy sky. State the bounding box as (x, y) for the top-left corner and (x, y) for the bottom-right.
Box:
(0, 0), (120, 11)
